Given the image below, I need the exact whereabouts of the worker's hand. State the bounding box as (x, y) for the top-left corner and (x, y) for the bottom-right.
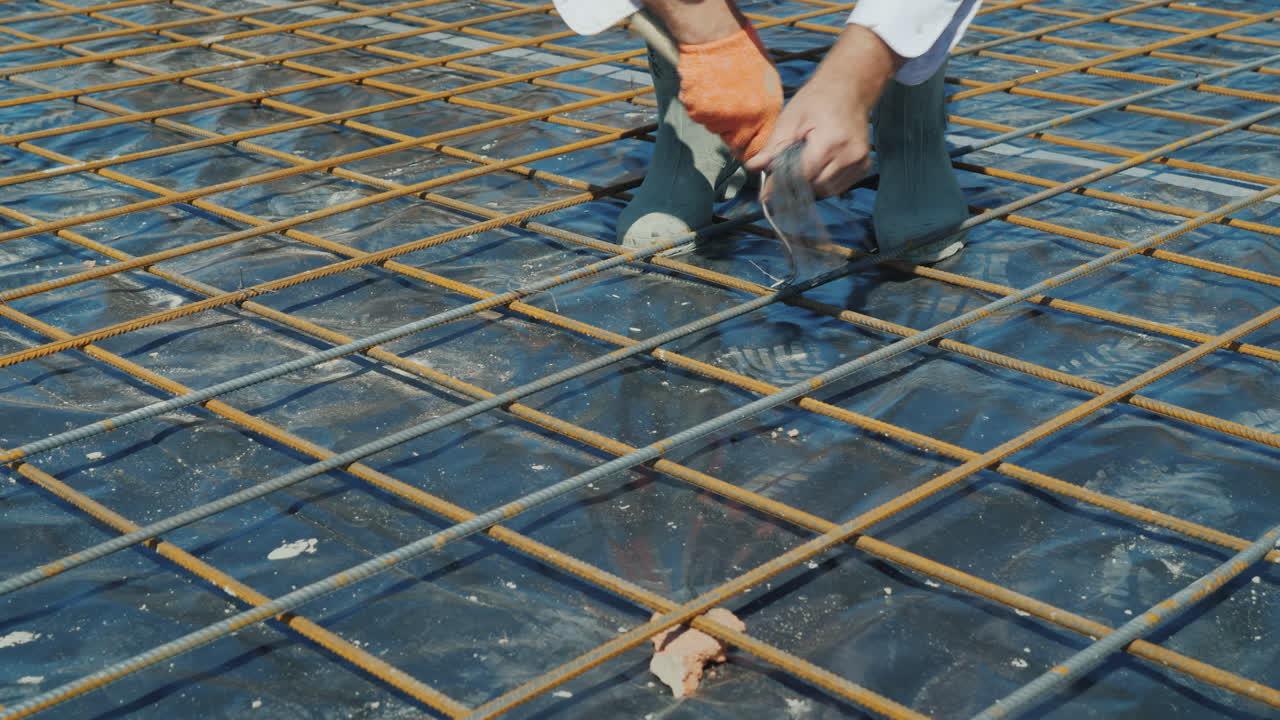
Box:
(746, 24), (901, 198)
(676, 24), (783, 160)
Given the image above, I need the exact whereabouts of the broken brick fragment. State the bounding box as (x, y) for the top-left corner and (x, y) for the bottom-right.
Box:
(649, 608), (745, 698)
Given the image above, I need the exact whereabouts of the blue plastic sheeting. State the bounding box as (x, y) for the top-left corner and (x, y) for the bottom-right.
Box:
(1, 0), (1278, 718)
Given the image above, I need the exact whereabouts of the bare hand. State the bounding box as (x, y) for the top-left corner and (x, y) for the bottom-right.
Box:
(746, 24), (900, 198)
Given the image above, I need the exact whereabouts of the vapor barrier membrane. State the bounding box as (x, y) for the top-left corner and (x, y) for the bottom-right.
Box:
(1, 0), (1278, 718)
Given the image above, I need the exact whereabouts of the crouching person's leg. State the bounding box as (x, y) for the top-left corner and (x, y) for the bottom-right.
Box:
(872, 61), (967, 264)
(617, 35), (749, 252)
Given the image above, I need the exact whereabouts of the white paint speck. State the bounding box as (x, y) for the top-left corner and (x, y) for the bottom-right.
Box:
(883, 587), (892, 596)
(786, 429), (799, 438)
(1011, 658), (1029, 669)
(85, 451), (104, 460)
(17, 676), (43, 685)
(785, 697), (812, 717)
(1157, 558), (1184, 578)
(267, 538), (318, 561)
(531, 464), (548, 471)
(467, 595), (479, 603)
(0, 631), (41, 648)
(924, 579), (941, 588)
(505, 581), (517, 590)
(806, 561), (819, 570)
(1252, 576), (1261, 584)
(1013, 609), (1030, 617)
(251, 699), (262, 709)
(552, 690), (573, 699)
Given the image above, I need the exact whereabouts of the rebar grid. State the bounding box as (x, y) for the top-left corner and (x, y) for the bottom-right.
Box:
(1, 0), (1277, 718)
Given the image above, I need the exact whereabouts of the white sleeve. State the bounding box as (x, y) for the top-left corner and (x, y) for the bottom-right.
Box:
(553, 0), (642, 35)
(847, 0), (982, 85)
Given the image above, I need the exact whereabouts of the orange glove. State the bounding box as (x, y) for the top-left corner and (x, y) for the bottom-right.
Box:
(676, 24), (783, 161)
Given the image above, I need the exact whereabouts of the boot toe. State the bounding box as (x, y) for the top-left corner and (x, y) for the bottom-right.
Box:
(902, 234), (966, 265)
(618, 211), (698, 256)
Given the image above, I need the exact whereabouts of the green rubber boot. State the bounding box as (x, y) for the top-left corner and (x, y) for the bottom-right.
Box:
(617, 39), (748, 254)
(873, 61), (967, 264)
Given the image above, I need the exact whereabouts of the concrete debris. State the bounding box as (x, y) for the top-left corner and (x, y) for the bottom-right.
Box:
(649, 608), (745, 698)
